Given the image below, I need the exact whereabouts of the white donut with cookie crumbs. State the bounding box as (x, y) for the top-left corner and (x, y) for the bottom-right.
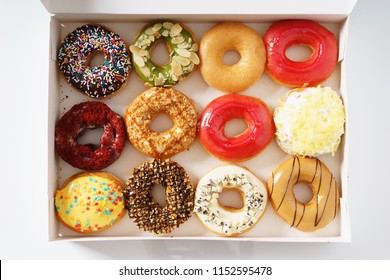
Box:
(194, 165), (268, 236)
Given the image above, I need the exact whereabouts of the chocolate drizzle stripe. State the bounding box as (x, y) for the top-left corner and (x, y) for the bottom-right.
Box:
(296, 204), (305, 227)
(311, 158), (319, 183)
(314, 160), (323, 227)
(296, 156), (301, 184)
(315, 173), (332, 227)
(291, 157), (301, 227)
(270, 172), (275, 197)
(291, 198), (297, 227)
(276, 156), (296, 211)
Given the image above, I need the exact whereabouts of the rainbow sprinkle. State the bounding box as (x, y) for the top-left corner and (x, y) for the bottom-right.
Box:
(54, 173), (125, 233)
(58, 24), (131, 98)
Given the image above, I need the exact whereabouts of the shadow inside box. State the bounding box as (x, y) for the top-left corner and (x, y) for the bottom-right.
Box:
(71, 239), (253, 259)
(71, 238), (345, 259)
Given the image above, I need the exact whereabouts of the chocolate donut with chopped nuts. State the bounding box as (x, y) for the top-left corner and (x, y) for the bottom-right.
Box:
(124, 159), (195, 234)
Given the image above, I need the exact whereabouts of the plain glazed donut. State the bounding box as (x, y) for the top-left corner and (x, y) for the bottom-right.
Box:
(194, 165), (268, 236)
(264, 20), (338, 87)
(58, 24), (131, 98)
(268, 156), (340, 232)
(123, 159), (195, 234)
(55, 101), (126, 170)
(274, 86), (345, 157)
(55, 172), (125, 233)
(130, 21), (199, 87)
(198, 93), (275, 162)
(125, 87), (197, 159)
(199, 22), (266, 92)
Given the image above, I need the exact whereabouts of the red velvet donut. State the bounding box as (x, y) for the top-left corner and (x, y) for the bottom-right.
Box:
(264, 20), (338, 87)
(198, 93), (275, 162)
(55, 101), (125, 170)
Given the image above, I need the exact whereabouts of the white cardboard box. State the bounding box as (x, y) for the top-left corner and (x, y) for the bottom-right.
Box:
(43, 0), (357, 242)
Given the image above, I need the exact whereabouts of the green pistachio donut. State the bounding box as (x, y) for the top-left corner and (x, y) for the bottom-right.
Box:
(130, 21), (200, 87)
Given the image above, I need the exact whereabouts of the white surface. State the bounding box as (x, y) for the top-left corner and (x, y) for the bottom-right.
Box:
(1, 0), (390, 259)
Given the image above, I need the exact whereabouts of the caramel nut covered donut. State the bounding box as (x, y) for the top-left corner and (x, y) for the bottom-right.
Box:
(195, 165), (268, 236)
(199, 22), (266, 92)
(268, 156), (340, 232)
(58, 24), (131, 98)
(130, 21), (199, 87)
(264, 20), (338, 87)
(55, 172), (125, 233)
(55, 101), (126, 170)
(125, 87), (197, 158)
(124, 159), (195, 234)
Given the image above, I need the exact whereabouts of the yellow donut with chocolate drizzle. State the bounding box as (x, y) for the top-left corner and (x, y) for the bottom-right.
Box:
(55, 172), (125, 234)
(267, 156), (340, 232)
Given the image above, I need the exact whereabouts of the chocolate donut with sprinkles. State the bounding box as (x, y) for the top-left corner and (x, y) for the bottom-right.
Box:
(124, 159), (195, 234)
(58, 24), (131, 98)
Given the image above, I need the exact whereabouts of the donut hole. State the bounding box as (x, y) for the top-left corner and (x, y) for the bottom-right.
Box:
(88, 51), (110, 67)
(77, 126), (104, 151)
(293, 182), (314, 204)
(150, 40), (171, 66)
(222, 50), (241, 66)
(150, 113), (174, 133)
(217, 188), (244, 211)
(224, 118), (248, 138)
(285, 44), (313, 62)
(151, 184), (167, 207)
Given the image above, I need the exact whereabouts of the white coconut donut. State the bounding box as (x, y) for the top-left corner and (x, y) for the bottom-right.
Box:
(194, 165), (268, 236)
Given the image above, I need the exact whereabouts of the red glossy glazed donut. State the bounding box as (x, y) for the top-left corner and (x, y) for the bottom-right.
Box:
(264, 20), (338, 87)
(198, 93), (275, 162)
(55, 101), (126, 170)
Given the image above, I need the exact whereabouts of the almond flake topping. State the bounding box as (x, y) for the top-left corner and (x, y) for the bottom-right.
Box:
(170, 23), (183, 37)
(175, 48), (191, 58)
(189, 52), (200, 65)
(173, 56), (191, 66)
(172, 61), (183, 76)
(133, 54), (145, 67)
(163, 22), (174, 29)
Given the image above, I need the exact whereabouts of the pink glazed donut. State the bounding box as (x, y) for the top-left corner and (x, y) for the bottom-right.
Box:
(198, 93), (275, 162)
(264, 20), (338, 87)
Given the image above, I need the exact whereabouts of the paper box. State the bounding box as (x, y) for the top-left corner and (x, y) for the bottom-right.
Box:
(42, 0), (357, 241)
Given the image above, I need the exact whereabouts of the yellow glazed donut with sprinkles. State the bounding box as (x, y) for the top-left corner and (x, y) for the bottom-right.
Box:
(55, 172), (126, 234)
(130, 21), (200, 87)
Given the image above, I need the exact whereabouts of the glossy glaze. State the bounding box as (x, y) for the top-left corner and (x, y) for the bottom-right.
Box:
(198, 93), (275, 162)
(55, 172), (125, 234)
(199, 22), (266, 92)
(264, 20), (338, 87)
(267, 156), (340, 232)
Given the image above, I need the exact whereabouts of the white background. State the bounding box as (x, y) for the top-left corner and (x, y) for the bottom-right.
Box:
(1, 0), (390, 259)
